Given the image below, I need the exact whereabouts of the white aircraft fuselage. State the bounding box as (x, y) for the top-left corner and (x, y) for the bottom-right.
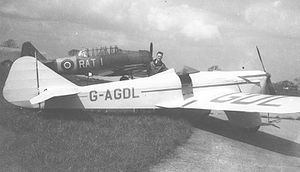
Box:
(43, 69), (267, 110)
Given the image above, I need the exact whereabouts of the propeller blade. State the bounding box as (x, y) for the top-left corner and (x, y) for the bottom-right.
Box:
(146, 42), (154, 76)
(256, 46), (276, 95)
(150, 42), (153, 59)
(256, 46), (267, 72)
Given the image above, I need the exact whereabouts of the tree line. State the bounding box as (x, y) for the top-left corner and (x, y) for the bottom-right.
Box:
(0, 39), (19, 48)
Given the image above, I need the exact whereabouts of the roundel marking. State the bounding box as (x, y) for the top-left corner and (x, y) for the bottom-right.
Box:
(61, 59), (74, 71)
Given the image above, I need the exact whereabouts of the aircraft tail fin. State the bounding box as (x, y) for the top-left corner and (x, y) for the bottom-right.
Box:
(2, 56), (78, 108)
(21, 42), (48, 62)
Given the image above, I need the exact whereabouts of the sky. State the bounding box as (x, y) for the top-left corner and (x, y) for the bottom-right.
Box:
(0, 0), (299, 81)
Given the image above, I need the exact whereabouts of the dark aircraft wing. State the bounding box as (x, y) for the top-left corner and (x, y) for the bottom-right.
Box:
(103, 64), (149, 77)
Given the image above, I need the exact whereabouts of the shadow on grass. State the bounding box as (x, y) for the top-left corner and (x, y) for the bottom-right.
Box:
(261, 115), (300, 121)
(186, 113), (300, 158)
(154, 108), (300, 158)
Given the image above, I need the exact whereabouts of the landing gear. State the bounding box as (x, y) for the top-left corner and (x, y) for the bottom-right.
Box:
(183, 109), (211, 122)
(243, 126), (260, 133)
(120, 75), (130, 81)
(120, 75), (133, 81)
(225, 111), (262, 133)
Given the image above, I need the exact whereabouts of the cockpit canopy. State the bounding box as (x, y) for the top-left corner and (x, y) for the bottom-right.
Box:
(78, 46), (122, 58)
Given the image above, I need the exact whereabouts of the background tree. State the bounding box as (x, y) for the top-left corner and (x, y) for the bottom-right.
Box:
(1, 39), (18, 48)
(273, 80), (298, 91)
(294, 77), (300, 88)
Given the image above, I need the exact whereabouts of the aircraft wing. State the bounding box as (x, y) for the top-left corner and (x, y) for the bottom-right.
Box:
(156, 92), (300, 114)
(93, 69), (115, 76)
(90, 64), (148, 78)
(105, 64), (148, 77)
(122, 64), (147, 71)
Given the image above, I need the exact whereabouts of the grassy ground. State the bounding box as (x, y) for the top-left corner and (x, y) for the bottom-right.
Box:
(0, 67), (192, 171)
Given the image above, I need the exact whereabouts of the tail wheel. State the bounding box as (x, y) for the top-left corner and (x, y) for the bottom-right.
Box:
(120, 75), (130, 81)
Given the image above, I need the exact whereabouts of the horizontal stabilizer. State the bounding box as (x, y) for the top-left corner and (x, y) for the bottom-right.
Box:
(3, 56), (78, 108)
(30, 87), (79, 104)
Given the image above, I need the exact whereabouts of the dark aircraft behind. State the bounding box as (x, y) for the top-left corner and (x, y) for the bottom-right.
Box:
(21, 42), (153, 79)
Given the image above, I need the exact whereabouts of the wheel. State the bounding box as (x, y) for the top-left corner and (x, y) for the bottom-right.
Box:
(120, 75), (130, 81)
(181, 109), (211, 125)
(243, 126), (260, 133)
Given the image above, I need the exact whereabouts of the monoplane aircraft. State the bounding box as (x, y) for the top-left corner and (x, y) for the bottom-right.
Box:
(3, 56), (300, 132)
(21, 42), (153, 80)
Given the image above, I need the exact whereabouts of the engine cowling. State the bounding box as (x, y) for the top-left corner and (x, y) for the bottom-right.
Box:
(224, 111), (262, 132)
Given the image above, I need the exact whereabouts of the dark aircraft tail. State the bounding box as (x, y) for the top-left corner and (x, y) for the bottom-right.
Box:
(21, 41), (48, 62)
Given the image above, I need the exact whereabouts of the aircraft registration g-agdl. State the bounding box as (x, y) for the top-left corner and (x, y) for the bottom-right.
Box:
(3, 56), (300, 132)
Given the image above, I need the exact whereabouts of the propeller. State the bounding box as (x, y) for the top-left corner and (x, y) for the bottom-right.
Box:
(145, 42), (154, 76)
(256, 46), (278, 127)
(256, 46), (276, 95)
(150, 42), (153, 59)
(256, 46), (266, 72)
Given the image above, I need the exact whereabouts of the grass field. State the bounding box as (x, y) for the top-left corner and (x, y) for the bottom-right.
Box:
(0, 67), (192, 171)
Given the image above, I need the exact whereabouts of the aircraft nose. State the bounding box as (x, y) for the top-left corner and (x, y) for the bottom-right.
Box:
(138, 50), (152, 63)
